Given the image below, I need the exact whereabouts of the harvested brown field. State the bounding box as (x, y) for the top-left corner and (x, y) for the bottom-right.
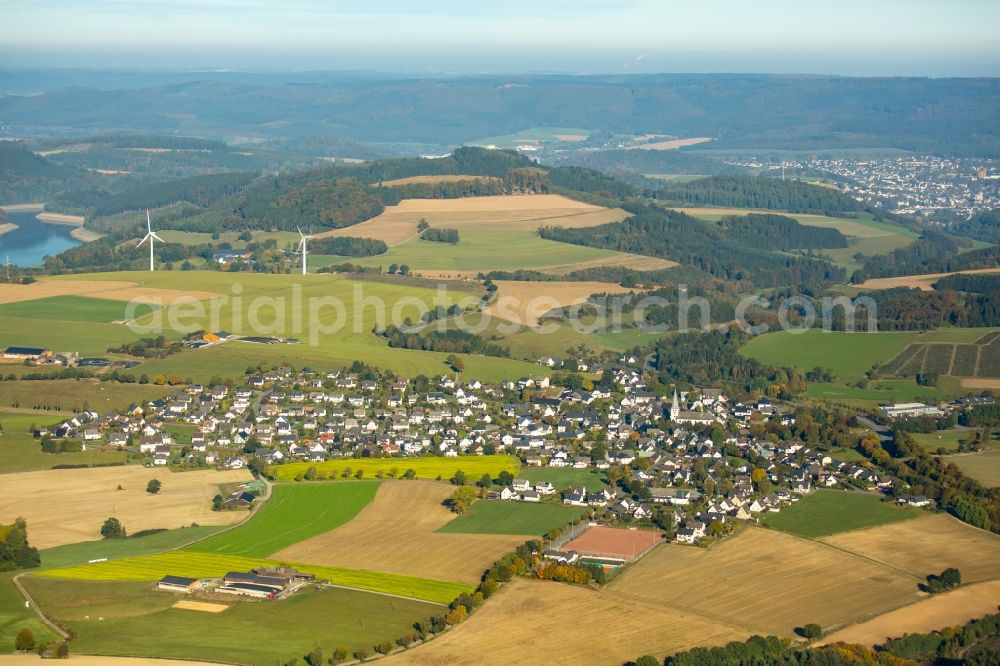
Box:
(273, 480), (524, 585)
(0, 657), (228, 666)
(858, 267), (1000, 291)
(628, 137), (713, 151)
(0, 466), (253, 548)
(818, 580), (1000, 647)
(608, 527), (921, 635)
(381, 175), (501, 187)
(0, 279), (220, 305)
(822, 514), (1000, 583)
(562, 526), (663, 562)
(485, 280), (640, 327)
(315, 195), (629, 247)
(960, 378), (1000, 389)
(386, 577), (745, 666)
(172, 600), (230, 613)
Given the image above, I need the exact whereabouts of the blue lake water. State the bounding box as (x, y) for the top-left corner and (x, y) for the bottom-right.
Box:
(0, 210), (82, 267)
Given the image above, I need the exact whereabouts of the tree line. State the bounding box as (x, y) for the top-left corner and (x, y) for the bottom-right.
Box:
(308, 236), (388, 256)
(718, 213), (849, 250)
(380, 326), (510, 358)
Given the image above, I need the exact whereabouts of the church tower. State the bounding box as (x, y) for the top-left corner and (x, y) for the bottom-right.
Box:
(670, 388), (680, 421)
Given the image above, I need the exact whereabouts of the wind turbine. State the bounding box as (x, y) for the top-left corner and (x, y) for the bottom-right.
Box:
(296, 227), (313, 276)
(136, 210), (165, 272)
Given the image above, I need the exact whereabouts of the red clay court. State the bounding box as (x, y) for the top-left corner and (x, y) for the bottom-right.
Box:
(563, 525), (663, 562)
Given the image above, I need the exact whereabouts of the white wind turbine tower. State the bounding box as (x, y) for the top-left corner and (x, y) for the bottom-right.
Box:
(297, 226), (314, 276)
(136, 210), (165, 272)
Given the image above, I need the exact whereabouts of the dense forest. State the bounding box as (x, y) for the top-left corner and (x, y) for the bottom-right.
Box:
(717, 213), (849, 250)
(90, 172), (257, 218)
(653, 331), (806, 398)
(654, 175), (864, 213)
(934, 272), (1000, 293)
(951, 208), (1000, 244)
(5, 73), (999, 155)
(541, 204), (846, 289)
(852, 230), (1000, 281)
(0, 142), (98, 203)
(823, 286), (1000, 330)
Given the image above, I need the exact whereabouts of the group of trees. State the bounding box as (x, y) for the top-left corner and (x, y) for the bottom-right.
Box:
(108, 336), (183, 359)
(828, 286), (1000, 330)
(421, 227), (460, 244)
(380, 326), (510, 358)
(308, 236), (388, 257)
(0, 518), (41, 571)
(951, 208), (1000, 244)
(541, 204), (846, 288)
(852, 230), (999, 282)
(654, 175), (864, 214)
(923, 566), (961, 593)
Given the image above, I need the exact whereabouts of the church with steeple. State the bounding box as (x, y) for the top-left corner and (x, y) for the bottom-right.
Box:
(667, 387), (719, 425)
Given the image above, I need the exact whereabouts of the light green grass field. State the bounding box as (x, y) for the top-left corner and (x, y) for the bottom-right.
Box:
(915, 327), (1000, 344)
(437, 500), (587, 536)
(912, 429), (997, 453)
(761, 490), (922, 538)
(312, 228), (629, 272)
(518, 467), (609, 492)
(472, 126), (591, 147)
(0, 295), (158, 323)
(741, 329), (917, 382)
(21, 577), (439, 665)
(803, 379), (945, 406)
(941, 449), (1000, 488)
(0, 380), (174, 413)
(28, 271), (543, 383)
(187, 482), (379, 558)
(0, 572), (58, 654)
(271, 454), (521, 482)
(0, 409), (129, 474)
(37, 551), (470, 604)
(40, 525), (227, 569)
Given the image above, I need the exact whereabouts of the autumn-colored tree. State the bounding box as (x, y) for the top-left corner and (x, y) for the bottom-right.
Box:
(445, 605), (468, 625)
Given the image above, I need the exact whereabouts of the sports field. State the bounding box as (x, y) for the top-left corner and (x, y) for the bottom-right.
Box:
(607, 527), (920, 636)
(820, 513), (1000, 583)
(0, 466), (253, 548)
(276, 481), (524, 584)
(21, 577), (441, 665)
(270, 454), (520, 482)
(740, 329), (918, 382)
(36, 550), (470, 604)
(187, 481), (379, 557)
(760, 490), (921, 538)
(561, 525), (662, 562)
(941, 449), (1000, 488)
(818, 580), (1000, 647)
(437, 500), (587, 537)
(387, 577), (746, 666)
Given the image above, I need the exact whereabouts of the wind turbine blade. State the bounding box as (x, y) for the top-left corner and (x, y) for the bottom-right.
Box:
(151, 233), (165, 243)
(146, 210), (152, 234)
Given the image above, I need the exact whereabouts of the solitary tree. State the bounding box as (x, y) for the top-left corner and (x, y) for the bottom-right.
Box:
(146, 479), (161, 494)
(100, 516), (126, 539)
(212, 494), (224, 511)
(14, 628), (34, 652)
(801, 623), (823, 640)
(447, 486), (478, 514)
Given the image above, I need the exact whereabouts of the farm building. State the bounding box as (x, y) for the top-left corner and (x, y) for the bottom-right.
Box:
(219, 571), (288, 598)
(157, 575), (200, 593)
(3, 346), (50, 360)
(879, 402), (944, 418)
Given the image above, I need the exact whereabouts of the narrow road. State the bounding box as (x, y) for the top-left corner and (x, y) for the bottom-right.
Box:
(12, 572), (69, 642)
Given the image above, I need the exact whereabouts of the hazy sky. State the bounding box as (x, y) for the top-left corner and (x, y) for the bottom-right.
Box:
(3, 0), (999, 75)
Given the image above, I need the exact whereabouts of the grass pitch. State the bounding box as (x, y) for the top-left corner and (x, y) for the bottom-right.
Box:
(187, 481), (379, 558)
(760, 490), (921, 538)
(437, 500), (587, 536)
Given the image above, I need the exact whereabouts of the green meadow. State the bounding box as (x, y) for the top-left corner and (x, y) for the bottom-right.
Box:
(471, 126), (591, 147)
(312, 228), (627, 273)
(0, 295), (158, 323)
(518, 467), (609, 492)
(40, 525), (228, 569)
(0, 409), (129, 473)
(437, 500), (588, 536)
(21, 577), (440, 664)
(941, 449), (1000, 488)
(187, 481), (379, 558)
(7, 271), (545, 383)
(761, 490), (922, 538)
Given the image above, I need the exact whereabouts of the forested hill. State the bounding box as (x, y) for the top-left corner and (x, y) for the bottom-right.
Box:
(951, 208), (1000, 244)
(0, 142), (94, 202)
(654, 175), (864, 214)
(851, 229), (1000, 282)
(3, 72), (999, 155)
(540, 203), (846, 288)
